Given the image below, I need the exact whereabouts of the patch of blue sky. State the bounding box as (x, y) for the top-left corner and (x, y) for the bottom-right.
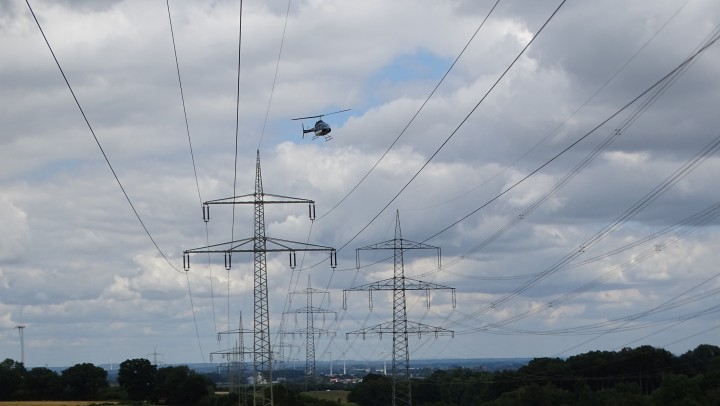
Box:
(271, 52), (451, 144)
(23, 159), (87, 181)
(364, 50), (453, 105)
(373, 50), (452, 85)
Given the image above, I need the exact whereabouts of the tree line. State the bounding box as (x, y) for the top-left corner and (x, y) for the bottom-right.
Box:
(3, 344), (718, 405)
(349, 344), (720, 405)
(0, 357), (340, 405)
(0, 357), (214, 405)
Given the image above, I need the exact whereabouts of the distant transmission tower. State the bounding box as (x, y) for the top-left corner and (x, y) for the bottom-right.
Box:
(344, 211), (456, 406)
(212, 312), (252, 403)
(284, 275), (335, 390)
(146, 347), (164, 366)
(184, 150), (337, 406)
(273, 341), (300, 378)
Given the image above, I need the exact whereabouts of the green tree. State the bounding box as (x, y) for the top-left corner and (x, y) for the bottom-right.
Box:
(347, 373), (392, 406)
(517, 357), (575, 391)
(566, 350), (615, 390)
(61, 363), (108, 400)
(483, 369), (523, 402)
(118, 358), (157, 401)
(591, 382), (645, 406)
(20, 367), (62, 400)
(151, 365), (213, 405)
(0, 358), (26, 400)
(678, 344), (720, 376)
(651, 373), (702, 405)
(618, 346), (675, 394)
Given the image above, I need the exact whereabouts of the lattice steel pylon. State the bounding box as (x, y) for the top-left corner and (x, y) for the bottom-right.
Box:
(284, 275), (335, 390)
(184, 150), (337, 406)
(344, 211), (456, 406)
(212, 312), (252, 404)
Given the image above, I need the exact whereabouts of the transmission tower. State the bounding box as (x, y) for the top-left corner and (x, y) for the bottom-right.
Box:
(212, 312), (252, 403)
(284, 275), (335, 390)
(146, 347), (164, 366)
(344, 211), (456, 406)
(184, 150), (337, 406)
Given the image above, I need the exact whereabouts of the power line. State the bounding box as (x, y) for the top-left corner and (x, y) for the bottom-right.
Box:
(444, 130), (720, 330)
(229, 0), (244, 335)
(456, 201), (720, 334)
(316, 0), (503, 222)
(321, 22), (720, 359)
(412, 22), (718, 282)
(421, 27), (720, 246)
(25, 0), (183, 274)
(304, 8), (569, 347)
(166, 0), (210, 361)
(404, 22), (720, 342)
(257, 0), (293, 150)
(342, 1), (567, 254)
(307, 0), (699, 277)
(184, 271), (205, 362)
(405, 0), (691, 214)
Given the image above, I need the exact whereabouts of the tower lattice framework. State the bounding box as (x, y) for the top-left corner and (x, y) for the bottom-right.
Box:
(184, 150), (337, 406)
(211, 312), (252, 404)
(284, 276), (335, 385)
(344, 211), (456, 406)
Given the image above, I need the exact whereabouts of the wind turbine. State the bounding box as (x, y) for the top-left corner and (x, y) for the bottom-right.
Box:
(16, 306), (26, 364)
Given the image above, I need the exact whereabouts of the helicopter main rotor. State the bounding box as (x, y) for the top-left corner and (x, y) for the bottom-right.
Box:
(291, 108), (351, 121)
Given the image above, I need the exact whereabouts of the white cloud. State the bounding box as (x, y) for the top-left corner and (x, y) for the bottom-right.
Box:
(1, 0), (719, 367)
(0, 198), (30, 261)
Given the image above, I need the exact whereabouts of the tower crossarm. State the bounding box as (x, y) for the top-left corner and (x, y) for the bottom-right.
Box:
(210, 346), (254, 360)
(283, 327), (335, 337)
(343, 277), (456, 309)
(345, 277), (453, 291)
(356, 239), (438, 250)
(202, 193), (318, 221)
(184, 237), (334, 253)
(345, 321), (454, 340)
(289, 306), (336, 315)
(356, 240), (441, 268)
(217, 328), (253, 342)
(183, 237), (337, 270)
(291, 287), (332, 295)
(205, 193), (314, 205)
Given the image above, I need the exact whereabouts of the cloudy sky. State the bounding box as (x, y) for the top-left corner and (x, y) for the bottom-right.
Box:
(2, 0), (720, 369)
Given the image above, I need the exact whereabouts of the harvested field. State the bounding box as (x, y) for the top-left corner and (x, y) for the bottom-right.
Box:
(0, 402), (119, 406)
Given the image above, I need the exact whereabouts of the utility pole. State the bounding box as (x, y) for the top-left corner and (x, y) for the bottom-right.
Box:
(184, 150), (336, 406)
(344, 211), (456, 406)
(284, 275), (335, 391)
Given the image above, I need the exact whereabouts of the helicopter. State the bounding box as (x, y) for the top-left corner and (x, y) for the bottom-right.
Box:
(292, 109), (351, 141)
